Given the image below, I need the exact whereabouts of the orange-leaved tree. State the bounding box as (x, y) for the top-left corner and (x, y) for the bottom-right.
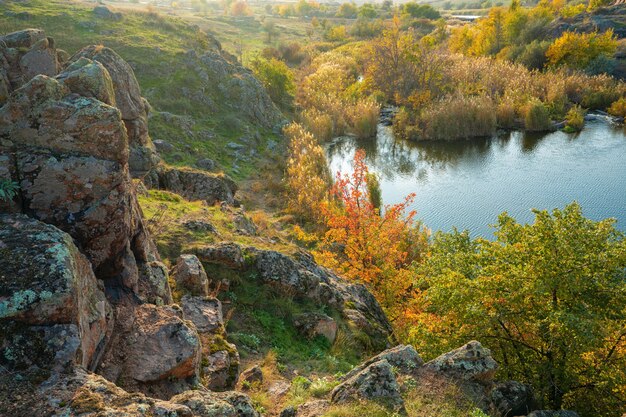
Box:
(314, 149), (429, 322)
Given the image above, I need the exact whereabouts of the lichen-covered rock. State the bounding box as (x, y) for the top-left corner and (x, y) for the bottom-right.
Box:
(0, 214), (109, 371)
(331, 360), (404, 410)
(145, 165), (238, 205)
(293, 312), (337, 343)
(423, 340), (498, 382)
(93, 5), (123, 21)
(341, 344), (423, 382)
(171, 390), (259, 417)
(490, 380), (537, 417)
(0, 29), (46, 49)
(70, 45), (159, 175)
(0, 367), (194, 416)
(291, 400), (330, 417)
(71, 45), (143, 121)
(184, 49), (284, 129)
(138, 260), (173, 305)
(174, 254), (210, 296)
(56, 57), (116, 106)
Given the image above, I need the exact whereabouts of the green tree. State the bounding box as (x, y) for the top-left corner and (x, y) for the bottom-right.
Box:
(249, 57), (295, 109)
(358, 3), (378, 19)
(415, 203), (626, 416)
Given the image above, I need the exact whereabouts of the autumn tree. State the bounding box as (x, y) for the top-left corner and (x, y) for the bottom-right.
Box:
(366, 16), (448, 108)
(546, 30), (617, 71)
(414, 203), (626, 416)
(284, 123), (332, 222)
(315, 150), (429, 319)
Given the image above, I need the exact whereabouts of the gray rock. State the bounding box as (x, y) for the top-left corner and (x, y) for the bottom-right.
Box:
(145, 166), (238, 205)
(197, 157), (218, 171)
(0, 29), (46, 49)
(183, 219), (219, 234)
(93, 5), (123, 21)
(331, 360), (404, 410)
(154, 139), (174, 153)
(342, 344), (423, 381)
(19, 38), (59, 82)
(196, 242), (246, 269)
(423, 340), (498, 382)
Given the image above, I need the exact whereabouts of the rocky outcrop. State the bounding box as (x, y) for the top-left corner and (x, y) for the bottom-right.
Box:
(71, 45), (159, 176)
(0, 214), (109, 373)
(173, 254), (210, 296)
(0, 30), (198, 405)
(93, 5), (123, 21)
(145, 165), (238, 206)
(184, 48), (284, 129)
(193, 242), (393, 349)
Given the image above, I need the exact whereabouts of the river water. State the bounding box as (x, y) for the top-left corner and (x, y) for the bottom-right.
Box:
(325, 121), (626, 237)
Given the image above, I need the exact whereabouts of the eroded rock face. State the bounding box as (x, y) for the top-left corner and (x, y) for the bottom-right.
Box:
(174, 255), (210, 296)
(70, 45), (159, 176)
(331, 359), (404, 411)
(145, 165), (238, 206)
(0, 214), (109, 372)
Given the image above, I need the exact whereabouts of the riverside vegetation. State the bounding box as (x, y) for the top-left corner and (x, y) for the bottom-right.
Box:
(0, 1), (625, 417)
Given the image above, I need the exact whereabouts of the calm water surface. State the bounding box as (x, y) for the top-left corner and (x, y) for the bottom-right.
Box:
(326, 121), (626, 238)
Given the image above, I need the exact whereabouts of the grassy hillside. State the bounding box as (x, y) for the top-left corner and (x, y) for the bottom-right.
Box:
(0, 0), (283, 181)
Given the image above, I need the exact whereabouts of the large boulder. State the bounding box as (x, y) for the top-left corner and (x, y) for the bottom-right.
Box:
(330, 359), (404, 411)
(174, 254), (210, 296)
(423, 340), (498, 382)
(0, 29), (46, 49)
(97, 304), (201, 398)
(341, 344), (423, 382)
(0, 214), (109, 372)
(19, 37), (59, 82)
(196, 242), (246, 269)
